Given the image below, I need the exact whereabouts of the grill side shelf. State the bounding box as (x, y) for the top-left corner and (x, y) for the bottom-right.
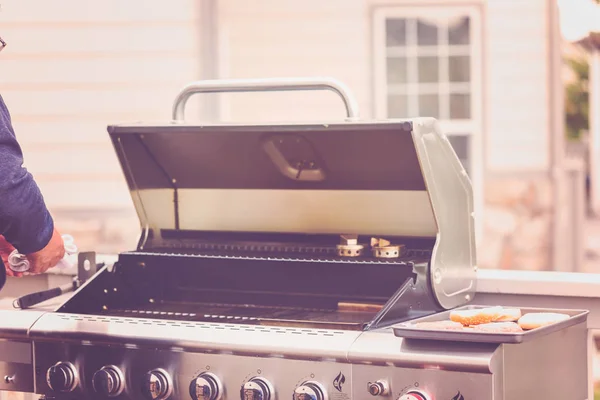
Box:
(392, 305), (589, 344)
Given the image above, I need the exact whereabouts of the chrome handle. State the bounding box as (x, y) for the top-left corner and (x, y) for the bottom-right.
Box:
(171, 77), (360, 122)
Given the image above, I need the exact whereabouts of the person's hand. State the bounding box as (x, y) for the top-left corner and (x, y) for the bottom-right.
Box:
(25, 228), (65, 275)
(0, 235), (21, 277)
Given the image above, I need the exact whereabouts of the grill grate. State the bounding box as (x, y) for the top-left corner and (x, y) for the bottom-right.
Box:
(127, 248), (431, 265)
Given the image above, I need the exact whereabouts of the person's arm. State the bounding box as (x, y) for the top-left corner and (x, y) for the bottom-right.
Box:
(0, 95), (54, 253)
(0, 95), (64, 274)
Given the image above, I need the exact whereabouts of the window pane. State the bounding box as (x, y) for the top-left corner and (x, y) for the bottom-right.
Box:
(418, 56), (439, 83)
(388, 95), (408, 117)
(448, 17), (470, 45)
(386, 18), (407, 46)
(418, 94), (439, 118)
(449, 55), (471, 83)
(447, 135), (471, 176)
(387, 57), (408, 84)
(450, 93), (471, 119)
(417, 19), (438, 45)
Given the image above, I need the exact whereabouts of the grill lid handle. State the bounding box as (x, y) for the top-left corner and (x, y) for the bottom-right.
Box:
(171, 77), (360, 122)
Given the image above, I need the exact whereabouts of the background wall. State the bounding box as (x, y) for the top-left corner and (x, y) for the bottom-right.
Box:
(0, 0), (568, 271)
(0, 0), (205, 253)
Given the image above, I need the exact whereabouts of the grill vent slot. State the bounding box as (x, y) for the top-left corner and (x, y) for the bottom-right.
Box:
(57, 314), (343, 337)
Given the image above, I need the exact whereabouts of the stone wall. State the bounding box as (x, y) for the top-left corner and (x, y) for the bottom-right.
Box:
(478, 176), (554, 271)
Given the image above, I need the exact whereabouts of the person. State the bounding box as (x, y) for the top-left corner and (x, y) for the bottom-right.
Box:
(0, 35), (66, 279)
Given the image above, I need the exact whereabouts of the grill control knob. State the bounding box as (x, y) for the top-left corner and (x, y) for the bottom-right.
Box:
(240, 377), (275, 400)
(294, 381), (328, 400)
(46, 361), (78, 392)
(368, 380), (389, 396)
(142, 368), (173, 400)
(189, 372), (223, 400)
(92, 365), (125, 397)
(398, 391), (431, 400)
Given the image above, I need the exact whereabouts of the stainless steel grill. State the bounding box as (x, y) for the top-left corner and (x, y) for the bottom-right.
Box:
(0, 78), (590, 400)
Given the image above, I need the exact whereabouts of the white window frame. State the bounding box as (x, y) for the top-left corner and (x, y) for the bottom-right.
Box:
(373, 5), (485, 244)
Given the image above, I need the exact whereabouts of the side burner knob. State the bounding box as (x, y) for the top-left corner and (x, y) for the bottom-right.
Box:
(46, 362), (78, 393)
(398, 390), (431, 400)
(142, 368), (173, 400)
(294, 381), (328, 400)
(189, 372), (223, 400)
(92, 365), (125, 397)
(240, 377), (275, 400)
(368, 380), (389, 396)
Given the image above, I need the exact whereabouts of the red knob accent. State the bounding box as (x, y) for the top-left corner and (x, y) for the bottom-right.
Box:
(403, 392), (428, 400)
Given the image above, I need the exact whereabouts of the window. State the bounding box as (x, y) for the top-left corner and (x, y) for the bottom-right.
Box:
(383, 15), (472, 120)
(373, 5), (484, 241)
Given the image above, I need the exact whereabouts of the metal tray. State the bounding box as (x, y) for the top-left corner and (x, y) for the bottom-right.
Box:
(392, 305), (589, 344)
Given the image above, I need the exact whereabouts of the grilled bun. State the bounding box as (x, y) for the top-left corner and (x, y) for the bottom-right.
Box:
(449, 307), (503, 326)
(472, 321), (523, 333)
(494, 308), (522, 322)
(413, 320), (464, 331)
(517, 312), (570, 330)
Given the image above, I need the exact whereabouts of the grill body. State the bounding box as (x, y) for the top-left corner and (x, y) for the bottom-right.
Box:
(0, 78), (588, 400)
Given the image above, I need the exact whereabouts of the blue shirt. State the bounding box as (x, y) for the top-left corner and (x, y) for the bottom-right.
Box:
(0, 94), (54, 254)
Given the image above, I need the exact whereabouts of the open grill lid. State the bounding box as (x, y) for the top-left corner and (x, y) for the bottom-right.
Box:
(106, 77), (476, 311)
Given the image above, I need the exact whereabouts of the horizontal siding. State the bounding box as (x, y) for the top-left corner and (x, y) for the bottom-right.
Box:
(19, 143), (123, 178)
(37, 180), (136, 209)
(3, 0), (199, 23)
(3, 89), (180, 116)
(0, 0), (203, 209)
(1, 56), (198, 86)
(11, 120), (127, 145)
(486, 0), (551, 171)
(218, 0), (371, 123)
(0, 24), (199, 56)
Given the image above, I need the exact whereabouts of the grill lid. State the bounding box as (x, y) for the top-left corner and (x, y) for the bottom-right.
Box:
(106, 78), (476, 310)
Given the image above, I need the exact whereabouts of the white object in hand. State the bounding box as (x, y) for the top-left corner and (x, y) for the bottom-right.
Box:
(7, 234), (78, 273)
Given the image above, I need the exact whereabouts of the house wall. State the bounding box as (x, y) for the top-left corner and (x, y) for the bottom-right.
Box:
(0, 0), (203, 253)
(479, 0), (559, 271)
(216, 0), (372, 123)
(216, 0), (559, 270)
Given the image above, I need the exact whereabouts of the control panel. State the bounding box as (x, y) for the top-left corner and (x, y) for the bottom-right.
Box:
(33, 342), (492, 400)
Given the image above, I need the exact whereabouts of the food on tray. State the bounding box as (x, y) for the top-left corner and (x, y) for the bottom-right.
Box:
(411, 307), (572, 334)
(494, 308), (522, 322)
(471, 321), (523, 333)
(413, 320), (464, 331)
(517, 312), (570, 330)
(449, 306), (503, 326)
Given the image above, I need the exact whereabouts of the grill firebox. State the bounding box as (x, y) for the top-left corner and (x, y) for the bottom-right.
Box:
(57, 236), (438, 331)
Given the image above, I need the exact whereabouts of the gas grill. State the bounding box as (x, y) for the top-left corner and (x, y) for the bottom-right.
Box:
(0, 78), (589, 400)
